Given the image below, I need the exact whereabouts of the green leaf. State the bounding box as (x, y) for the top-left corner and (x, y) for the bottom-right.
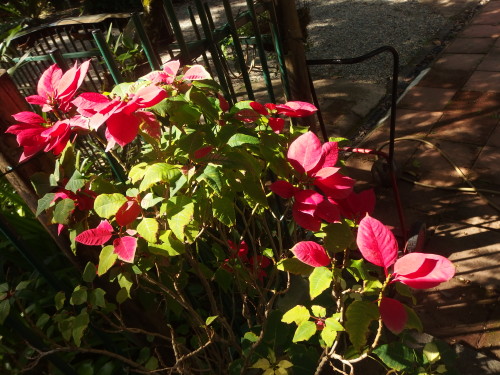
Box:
(277, 258), (313, 276)
(373, 343), (415, 371)
(31, 172), (55, 196)
(52, 198), (75, 225)
(345, 301), (379, 350)
(282, 305), (310, 325)
(65, 170), (86, 193)
(90, 288), (106, 308)
(149, 230), (185, 257)
(213, 196), (236, 226)
(36, 193), (56, 217)
(188, 88), (218, 122)
(72, 310), (89, 347)
(83, 262), (97, 283)
(116, 287), (129, 304)
(141, 193), (164, 209)
(243, 331), (259, 342)
(94, 194), (127, 219)
(59, 316), (74, 342)
(321, 326), (337, 347)
(243, 179), (268, 207)
(311, 305), (326, 318)
(309, 267), (333, 299)
(325, 317), (344, 332)
(36, 313), (50, 328)
(118, 273), (133, 296)
(139, 163), (175, 192)
(97, 246), (118, 276)
(0, 300), (10, 324)
(227, 133), (260, 147)
(404, 305), (423, 332)
(55, 291), (66, 310)
(129, 162), (148, 184)
(292, 321), (317, 343)
(198, 164), (223, 195)
(70, 285), (88, 306)
(166, 196), (194, 242)
(423, 342), (441, 364)
(252, 358), (271, 370)
(205, 316), (218, 326)
(137, 218), (159, 243)
(395, 282), (417, 304)
(15, 280), (30, 291)
(323, 221), (354, 253)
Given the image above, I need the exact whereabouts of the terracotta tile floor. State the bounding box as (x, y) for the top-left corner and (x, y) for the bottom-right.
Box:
(346, 0), (500, 361)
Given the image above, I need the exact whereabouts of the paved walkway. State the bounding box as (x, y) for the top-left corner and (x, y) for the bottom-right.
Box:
(345, 0), (500, 368)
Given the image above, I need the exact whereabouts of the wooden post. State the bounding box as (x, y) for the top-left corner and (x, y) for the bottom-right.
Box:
(275, 0), (316, 131)
(0, 70), (77, 268)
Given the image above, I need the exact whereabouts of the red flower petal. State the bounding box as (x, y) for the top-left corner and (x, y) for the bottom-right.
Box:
(293, 209), (321, 231)
(218, 94), (230, 112)
(380, 297), (407, 334)
(75, 222), (113, 246)
(287, 132), (323, 174)
(268, 117), (285, 133)
(269, 180), (296, 199)
(235, 109), (260, 123)
(338, 189), (376, 221)
(313, 168), (354, 199)
(106, 112), (141, 147)
(275, 101), (317, 117)
(291, 241), (330, 267)
(115, 200), (141, 227)
(12, 111), (46, 125)
(249, 101), (268, 116)
(113, 236), (138, 263)
(315, 198), (340, 223)
(393, 253), (455, 289)
(193, 146), (213, 159)
(356, 215), (398, 270)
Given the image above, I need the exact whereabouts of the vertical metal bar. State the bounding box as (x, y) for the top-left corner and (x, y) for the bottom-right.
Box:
(266, 0), (290, 100)
(246, 0), (275, 103)
(221, 0), (254, 100)
(131, 12), (161, 71)
(195, 0), (232, 103)
(203, 3), (236, 101)
(92, 29), (124, 84)
(306, 66), (327, 141)
(163, 0), (190, 63)
(188, 6), (213, 76)
(49, 48), (69, 71)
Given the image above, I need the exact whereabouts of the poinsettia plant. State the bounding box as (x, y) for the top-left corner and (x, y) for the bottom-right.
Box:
(3, 60), (456, 375)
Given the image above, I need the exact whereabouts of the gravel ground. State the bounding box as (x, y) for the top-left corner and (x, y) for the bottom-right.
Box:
(306, 0), (451, 83)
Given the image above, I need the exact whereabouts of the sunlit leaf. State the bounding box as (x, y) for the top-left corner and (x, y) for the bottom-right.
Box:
(282, 305), (310, 325)
(97, 245), (118, 276)
(94, 194), (127, 219)
(292, 321), (316, 342)
(309, 267), (332, 299)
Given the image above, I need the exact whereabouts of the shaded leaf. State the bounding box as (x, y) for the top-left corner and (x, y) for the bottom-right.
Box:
(52, 198), (75, 225)
(373, 343), (414, 371)
(277, 258), (313, 276)
(345, 301), (379, 350)
(213, 196), (236, 226)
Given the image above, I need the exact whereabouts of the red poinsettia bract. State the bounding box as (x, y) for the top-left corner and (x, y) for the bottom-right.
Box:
(356, 214), (455, 333)
(73, 84), (167, 150)
(75, 220), (137, 263)
(26, 60), (90, 113)
(270, 132), (354, 231)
